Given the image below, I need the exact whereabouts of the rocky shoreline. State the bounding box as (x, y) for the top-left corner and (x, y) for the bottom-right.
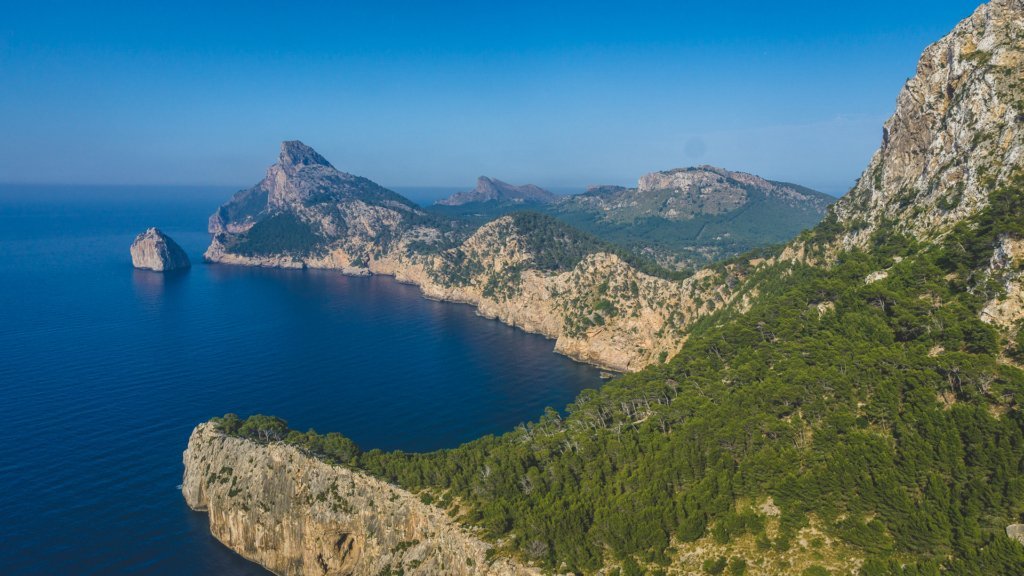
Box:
(205, 228), (734, 373)
(182, 423), (539, 576)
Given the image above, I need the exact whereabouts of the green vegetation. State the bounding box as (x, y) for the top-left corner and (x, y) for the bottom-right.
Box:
(508, 212), (609, 272)
(429, 212), (690, 299)
(214, 178), (1024, 574)
(514, 212), (692, 278)
(231, 211), (325, 256)
(428, 186), (834, 270)
(548, 183), (834, 268)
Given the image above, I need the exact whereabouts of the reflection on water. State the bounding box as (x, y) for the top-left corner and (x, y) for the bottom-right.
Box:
(131, 267), (191, 299)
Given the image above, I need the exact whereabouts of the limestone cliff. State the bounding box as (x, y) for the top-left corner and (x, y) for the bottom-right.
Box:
(831, 0), (1024, 248)
(130, 228), (191, 271)
(981, 234), (1024, 329)
(374, 216), (736, 371)
(183, 423), (538, 576)
(209, 213), (735, 372)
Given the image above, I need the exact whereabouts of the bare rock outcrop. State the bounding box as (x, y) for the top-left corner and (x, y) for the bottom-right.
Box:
(981, 235), (1024, 328)
(183, 423), (538, 576)
(130, 228), (191, 271)
(832, 0), (1024, 248)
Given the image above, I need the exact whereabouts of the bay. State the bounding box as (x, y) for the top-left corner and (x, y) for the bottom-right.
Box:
(0, 185), (601, 575)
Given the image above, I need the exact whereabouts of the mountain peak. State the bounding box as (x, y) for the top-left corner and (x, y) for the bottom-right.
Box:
(207, 142), (418, 234)
(278, 140), (333, 169)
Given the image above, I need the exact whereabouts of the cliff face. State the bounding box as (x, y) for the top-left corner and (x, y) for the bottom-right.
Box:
(130, 228), (191, 271)
(375, 217), (735, 371)
(832, 0), (1024, 248)
(183, 423), (538, 576)
(981, 235), (1024, 329)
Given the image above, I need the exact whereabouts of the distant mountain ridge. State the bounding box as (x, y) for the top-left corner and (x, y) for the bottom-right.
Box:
(429, 166), (834, 268)
(435, 176), (558, 206)
(569, 165), (833, 223)
(552, 165), (834, 267)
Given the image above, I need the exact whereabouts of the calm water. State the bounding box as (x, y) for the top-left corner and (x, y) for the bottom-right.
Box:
(0, 185), (601, 575)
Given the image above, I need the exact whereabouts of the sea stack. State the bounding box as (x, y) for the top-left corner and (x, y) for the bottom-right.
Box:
(130, 228), (191, 271)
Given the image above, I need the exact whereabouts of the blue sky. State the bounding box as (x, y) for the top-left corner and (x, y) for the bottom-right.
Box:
(0, 0), (982, 194)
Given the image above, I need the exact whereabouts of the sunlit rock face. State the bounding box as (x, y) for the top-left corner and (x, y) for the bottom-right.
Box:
(182, 423), (539, 576)
(832, 0), (1024, 249)
(130, 228), (190, 271)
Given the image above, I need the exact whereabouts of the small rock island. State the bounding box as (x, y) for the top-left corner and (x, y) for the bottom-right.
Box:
(130, 228), (191, 271)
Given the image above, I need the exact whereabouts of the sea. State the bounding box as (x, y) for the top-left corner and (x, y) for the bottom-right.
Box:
(0, 185), (602, 575)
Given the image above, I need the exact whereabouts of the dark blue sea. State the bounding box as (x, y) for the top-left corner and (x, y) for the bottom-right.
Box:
(0, 185), (601, 575)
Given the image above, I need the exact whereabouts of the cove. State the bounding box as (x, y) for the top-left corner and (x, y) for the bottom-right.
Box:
(0, 186), (602, 575)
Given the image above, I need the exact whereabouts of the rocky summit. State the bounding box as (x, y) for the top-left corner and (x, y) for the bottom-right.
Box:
(129, 228), (190, 271)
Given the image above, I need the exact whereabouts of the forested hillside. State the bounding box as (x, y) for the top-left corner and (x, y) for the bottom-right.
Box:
(218, 175), (1024, 574)
(198, 1), (1024, 573)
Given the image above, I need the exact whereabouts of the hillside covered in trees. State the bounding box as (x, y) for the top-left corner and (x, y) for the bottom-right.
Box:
(197, 0), (1024, 573)
(217, 174), (1024, 574)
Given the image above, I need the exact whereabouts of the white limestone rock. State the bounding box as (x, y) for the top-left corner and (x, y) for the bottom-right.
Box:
(130, 228), (191, 271)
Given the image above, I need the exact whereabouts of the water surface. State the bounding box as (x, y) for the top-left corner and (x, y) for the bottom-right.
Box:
(0, 185), (601, 575)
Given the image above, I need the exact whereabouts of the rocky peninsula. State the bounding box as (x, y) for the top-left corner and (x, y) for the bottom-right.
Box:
(182, 423), (538, 576)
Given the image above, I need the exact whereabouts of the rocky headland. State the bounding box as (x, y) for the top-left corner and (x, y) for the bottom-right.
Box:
(182, 423), (538, 576)
(204, 141), (741, 371)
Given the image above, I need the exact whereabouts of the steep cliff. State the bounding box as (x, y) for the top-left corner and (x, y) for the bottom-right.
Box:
(130, 228), (191, 271)
(831, 0), (1024, 248)
(375, 215), (736, 371)
(183, 423), (537, 576)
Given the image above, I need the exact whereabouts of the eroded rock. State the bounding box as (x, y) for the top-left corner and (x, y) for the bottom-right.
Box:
(130, 228), (190, 271)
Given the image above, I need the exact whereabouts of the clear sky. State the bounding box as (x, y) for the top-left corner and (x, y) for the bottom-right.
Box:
(0, 0), (983, 195)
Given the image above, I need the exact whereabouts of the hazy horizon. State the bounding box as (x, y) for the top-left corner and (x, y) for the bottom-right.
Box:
(2, 1), (981, 195)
